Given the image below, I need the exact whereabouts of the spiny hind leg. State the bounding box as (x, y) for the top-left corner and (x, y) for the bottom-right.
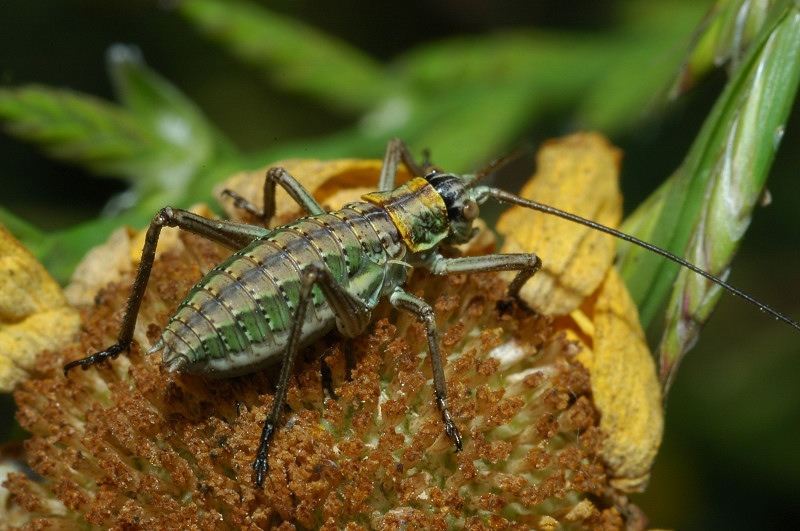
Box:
(253, 263), (371, 487)
(63, 207), (268, 375)
(388, 288), (462, 453)
(222, 166), (325, 223)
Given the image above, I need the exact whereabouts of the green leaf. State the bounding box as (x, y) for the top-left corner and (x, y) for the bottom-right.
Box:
(103, 45), (241, 211)
(179, 0), (392, 113)
(0, 56), (238, 215)
(576, 0), (709, 131)
(0, 48), (247, 281)
(617, 0), (800, 392)
(670, 0), (775, 97)
(391, 32), (604, 168)
(0, 85), (156, 178)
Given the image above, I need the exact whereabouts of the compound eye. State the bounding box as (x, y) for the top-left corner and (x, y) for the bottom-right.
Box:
(462, 199), (479, 221)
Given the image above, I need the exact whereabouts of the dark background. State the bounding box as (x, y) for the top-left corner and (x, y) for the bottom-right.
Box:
(2, 1), (799, 528)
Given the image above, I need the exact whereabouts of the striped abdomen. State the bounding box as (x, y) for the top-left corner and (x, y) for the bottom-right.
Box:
(152, 203), (405, 377)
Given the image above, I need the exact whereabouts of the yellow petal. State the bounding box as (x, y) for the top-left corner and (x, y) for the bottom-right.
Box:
(64, 226), (136, 307)
(0, 226), (80, 391)
(497, 132), (622, 315)
(577, 267), (663, 492)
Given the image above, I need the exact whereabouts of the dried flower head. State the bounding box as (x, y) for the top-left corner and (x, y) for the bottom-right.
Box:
(3, 134), (660, 530)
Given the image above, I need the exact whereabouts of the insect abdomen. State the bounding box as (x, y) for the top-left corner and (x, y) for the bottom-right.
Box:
(154, 206), (401, 377)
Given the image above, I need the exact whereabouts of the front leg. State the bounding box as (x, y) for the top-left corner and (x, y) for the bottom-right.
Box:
(389, 288), (462, 453)
(429, 253), (542, 301)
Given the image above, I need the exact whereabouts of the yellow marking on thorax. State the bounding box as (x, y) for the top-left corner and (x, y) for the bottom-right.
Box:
(362, 177), (448, 252)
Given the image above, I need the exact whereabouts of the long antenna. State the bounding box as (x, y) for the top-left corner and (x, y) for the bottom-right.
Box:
(487, 187), (800, 332)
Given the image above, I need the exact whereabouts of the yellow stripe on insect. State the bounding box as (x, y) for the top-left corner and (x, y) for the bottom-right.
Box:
(363, 177), (449, 252)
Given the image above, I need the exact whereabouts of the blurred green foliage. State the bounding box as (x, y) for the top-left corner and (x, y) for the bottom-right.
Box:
(1, 0), (799, 528)
(1, 0), (713, 281)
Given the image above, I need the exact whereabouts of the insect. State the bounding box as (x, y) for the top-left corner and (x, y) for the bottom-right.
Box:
(64, 138), (800, 487)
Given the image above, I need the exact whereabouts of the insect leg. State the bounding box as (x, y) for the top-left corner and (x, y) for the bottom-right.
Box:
(386, 254), (542, 452)
(388, 288), (463, 452)
(378, 138), (426, 191)
(63, 208), (269, 375)
(253, 263), (372, 487)
(222, 166), (325, 222)
(430, 253), (543, 301)
(164, 209), (271, 248)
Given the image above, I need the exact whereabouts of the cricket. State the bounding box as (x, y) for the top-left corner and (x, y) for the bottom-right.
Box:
(63, 138), (800, 488)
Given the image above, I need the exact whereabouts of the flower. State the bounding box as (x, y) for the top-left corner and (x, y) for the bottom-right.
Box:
(3, 134), (660, 529)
